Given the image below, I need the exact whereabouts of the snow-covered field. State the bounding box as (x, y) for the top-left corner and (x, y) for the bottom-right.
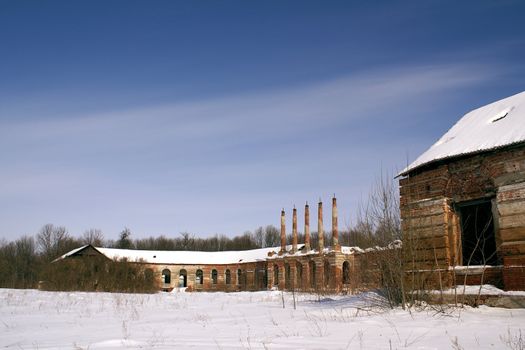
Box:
(1, 288), (524, 349)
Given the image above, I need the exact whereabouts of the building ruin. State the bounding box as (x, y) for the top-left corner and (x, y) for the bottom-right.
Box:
(57, 91), (525, 292)
(399, 91), (525, 291)
(57, 196), (386, 293)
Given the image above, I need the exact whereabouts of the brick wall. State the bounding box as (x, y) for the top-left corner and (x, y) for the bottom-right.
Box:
(400, 144), (525, 290)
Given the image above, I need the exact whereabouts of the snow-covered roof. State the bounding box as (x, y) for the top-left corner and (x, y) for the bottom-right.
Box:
(53, 245), (90, 262)
(59, 245), (283, 265)
(399, 91), (525, 176)
(57, 241), (400, 265)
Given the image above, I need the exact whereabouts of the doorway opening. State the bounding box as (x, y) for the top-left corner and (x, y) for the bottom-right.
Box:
(458, 199), (497, 266)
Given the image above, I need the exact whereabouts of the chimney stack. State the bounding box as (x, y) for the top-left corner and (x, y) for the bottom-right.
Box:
(280, 209), (286, 254)
(332, 195), (340, 251)
(304, 202), (311, 251)
(318, 200), (324, 253)
(292, 206), (298, 253)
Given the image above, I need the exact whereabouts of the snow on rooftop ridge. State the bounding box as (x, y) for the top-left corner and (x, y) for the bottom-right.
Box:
(94, 246), (282, 265)
(399, 91), (525, 176)
(52, 244), (90, 262)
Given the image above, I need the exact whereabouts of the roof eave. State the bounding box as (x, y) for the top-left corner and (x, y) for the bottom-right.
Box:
(398, 140), (525, 178)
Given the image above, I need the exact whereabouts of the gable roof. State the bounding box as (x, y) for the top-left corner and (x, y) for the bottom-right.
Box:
(52, 245), (95, 262)
(399, 91), (525, 176)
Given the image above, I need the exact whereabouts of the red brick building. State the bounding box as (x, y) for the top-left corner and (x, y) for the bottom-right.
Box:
(398, 91), (525, 290)
(57, 197), (381, 293)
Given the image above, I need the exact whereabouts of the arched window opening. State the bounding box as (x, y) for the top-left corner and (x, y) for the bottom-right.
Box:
(211, 269), (218, 284)
(196, 269), (203, 285)
(259, 268), (268, 289)
(162, 269), (171, 284)
(237, 269), (242, 285)
(225, 269), (231, 285)
(273, 265), (279, 286)
(309, 261), (316, 288)
(179, 269), (187, 287)
(285, 263), (291, 289)
(343, 261), (351, 284)
(296, 262), (303, 289)
(324, 261), (331, 288)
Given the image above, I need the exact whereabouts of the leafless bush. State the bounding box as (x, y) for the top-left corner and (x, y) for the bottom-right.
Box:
(351, 171), (406, 308)
(40, 256), (159, 293)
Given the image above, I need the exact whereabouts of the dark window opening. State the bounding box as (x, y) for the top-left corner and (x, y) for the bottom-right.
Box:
(162, 269), (171, 284)
(342, 261), (350, 284)
(285, 263), (291, 289)
(296, 262), (303, 289)
(309, 261), (316, 288)
(273, 265), (279, 286)
(237, 269), (242, 285)
(225, 269), (231, 285)
(211, 269), (218, 284)
(458, 199), (497, 266)
(261, 268), (268, 289)
(324, 261), (330, 287)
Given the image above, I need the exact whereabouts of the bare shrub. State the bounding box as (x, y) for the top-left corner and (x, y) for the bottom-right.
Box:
(500, 328), (525, 350)
(352, 171), (406, 308)
(40, 256), (159, 293)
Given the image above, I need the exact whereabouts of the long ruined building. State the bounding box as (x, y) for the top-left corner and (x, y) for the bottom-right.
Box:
(58, 197), (385, 292)
(58, 91), (525, 292)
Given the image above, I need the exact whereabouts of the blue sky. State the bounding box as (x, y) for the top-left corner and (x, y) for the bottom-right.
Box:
(1, 0), (524, 241)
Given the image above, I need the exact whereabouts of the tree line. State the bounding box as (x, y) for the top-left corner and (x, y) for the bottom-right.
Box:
(0, 221), (390, 290)
(1, 172), (402, 291)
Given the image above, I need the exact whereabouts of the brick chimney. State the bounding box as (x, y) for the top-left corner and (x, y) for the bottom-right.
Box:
(304, 202), (311, 251)
(280, 209), (286, 255)
(292, 206), (298, 253)
(318, 200), (324, 253)
(332, 195), (340, 251)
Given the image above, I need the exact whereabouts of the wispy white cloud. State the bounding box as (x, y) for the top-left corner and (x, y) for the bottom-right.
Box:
(0, 62), (497, 147)
(0, 61), (504, 238)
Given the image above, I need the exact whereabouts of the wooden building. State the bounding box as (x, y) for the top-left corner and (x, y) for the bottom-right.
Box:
(398, 91), (525, 291)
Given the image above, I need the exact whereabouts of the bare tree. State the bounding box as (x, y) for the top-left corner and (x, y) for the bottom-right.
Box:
(179, 232), (195, 251)
(115, 227), (133, 249)
(252, 226), (265, 248)
(264, 225), (280, 247)
(82, 229), (104, 246)
(37, 224), (71, 261)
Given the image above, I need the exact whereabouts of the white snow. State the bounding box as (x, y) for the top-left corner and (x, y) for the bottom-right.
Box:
(58, 243), (376, 265)
(96, 246), (282, 265)
(58, 246), (284, 265)
(1, 288), (524, 349)
(400, 91), (525, 176)
(432, 284), (525, 297)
